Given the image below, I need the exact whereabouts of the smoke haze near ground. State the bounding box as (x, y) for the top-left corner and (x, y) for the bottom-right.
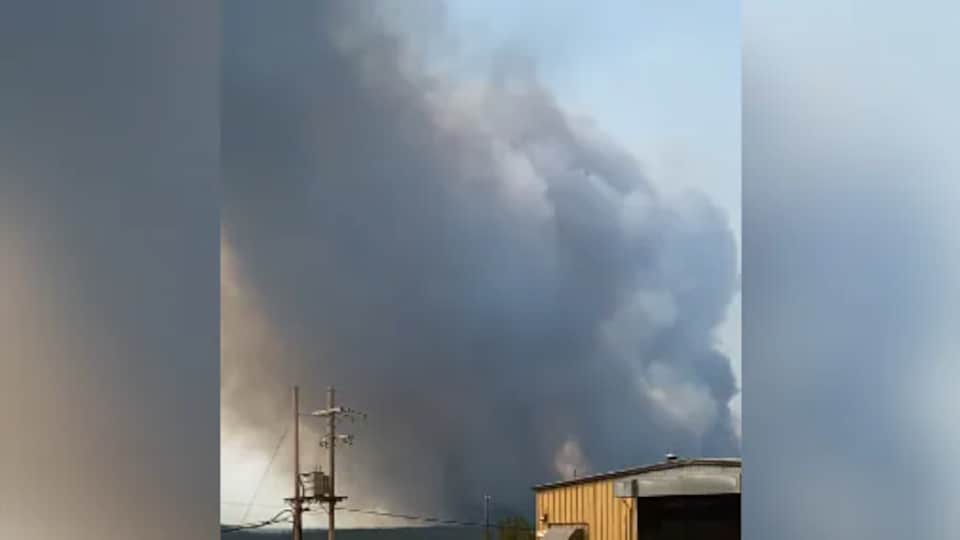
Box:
(0, 2), (219, 538)
(221, 0), (739, 522)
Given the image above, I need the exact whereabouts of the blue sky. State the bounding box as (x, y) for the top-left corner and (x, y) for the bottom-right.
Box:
(442, 1), (740, 227)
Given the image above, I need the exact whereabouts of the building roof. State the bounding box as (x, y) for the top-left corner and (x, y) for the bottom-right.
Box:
(531, 458), (741, 491)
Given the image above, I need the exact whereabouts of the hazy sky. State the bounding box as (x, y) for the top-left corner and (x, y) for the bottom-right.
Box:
(744, 1), (960, 538)
(443, 1), (741, 220)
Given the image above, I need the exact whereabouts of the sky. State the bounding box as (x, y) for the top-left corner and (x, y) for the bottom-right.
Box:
(744, 1), (960, 538)
(441, 1), (741, 219)
(220, 0), (741, 528)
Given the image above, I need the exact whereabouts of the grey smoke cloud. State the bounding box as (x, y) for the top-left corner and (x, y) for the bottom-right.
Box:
(222, 0), (739, 521)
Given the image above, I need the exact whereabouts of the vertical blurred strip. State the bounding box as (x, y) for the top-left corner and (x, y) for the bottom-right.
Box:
(0, 1), (220, 538)
(744, 1), (960, 538)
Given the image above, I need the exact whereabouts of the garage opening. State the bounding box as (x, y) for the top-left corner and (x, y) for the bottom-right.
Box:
(635, 494), (740, 540)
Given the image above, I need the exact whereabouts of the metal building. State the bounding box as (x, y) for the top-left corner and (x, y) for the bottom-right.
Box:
(532, 457), (741, 540)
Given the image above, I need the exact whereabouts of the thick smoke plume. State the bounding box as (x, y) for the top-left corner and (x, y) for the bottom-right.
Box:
(221, 0), (739, 523)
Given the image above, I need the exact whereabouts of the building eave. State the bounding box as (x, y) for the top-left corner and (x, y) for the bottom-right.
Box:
(531, 458), (741, 492)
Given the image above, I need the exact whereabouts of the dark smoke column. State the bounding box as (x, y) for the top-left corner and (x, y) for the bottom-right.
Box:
(222, 0), (740, 520)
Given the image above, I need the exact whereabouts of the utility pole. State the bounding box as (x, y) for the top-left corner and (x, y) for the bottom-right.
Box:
(484, 495), (492, 540)
(327, 387), (335, 540)
(292, 386), (303, 540)
(307, 386), (365, 540)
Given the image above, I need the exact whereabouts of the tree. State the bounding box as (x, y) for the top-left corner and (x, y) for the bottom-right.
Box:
(497, 516), (535, 540)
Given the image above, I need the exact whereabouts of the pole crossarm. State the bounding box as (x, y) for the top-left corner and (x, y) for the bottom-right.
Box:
(288, 386), (366, 540)
(307, 406), (367, 420)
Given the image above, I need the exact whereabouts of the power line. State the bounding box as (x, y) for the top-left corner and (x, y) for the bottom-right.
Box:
(221, 519), (291, 534)
(338, 506), (483, 527)
(222, 501), (289, 510)
(313, 506), (536, 532)
(221, 518), (292, 534)
(222, 503), (537, 533)
(222, 508), (293, 534)
(241, 424), (290, 523)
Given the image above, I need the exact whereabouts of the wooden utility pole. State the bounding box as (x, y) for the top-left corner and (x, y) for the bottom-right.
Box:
(292, 386), (303, 540)
(327, 387), (336, 540)
(308, 386), (365, 540)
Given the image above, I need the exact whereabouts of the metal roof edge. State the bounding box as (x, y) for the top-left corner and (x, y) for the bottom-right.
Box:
(531, 458), (742, 491)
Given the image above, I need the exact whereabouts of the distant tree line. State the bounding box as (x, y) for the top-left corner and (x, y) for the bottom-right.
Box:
(496, 516), (535, 540)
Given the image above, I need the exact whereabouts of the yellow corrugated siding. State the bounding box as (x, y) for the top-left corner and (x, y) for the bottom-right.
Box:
(536, 479), (634, 540)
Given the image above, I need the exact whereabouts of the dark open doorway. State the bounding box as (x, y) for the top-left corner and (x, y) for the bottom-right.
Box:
(635, 494), (740, 540)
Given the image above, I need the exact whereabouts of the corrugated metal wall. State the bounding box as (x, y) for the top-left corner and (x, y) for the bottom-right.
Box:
(535, 480), (635, 540)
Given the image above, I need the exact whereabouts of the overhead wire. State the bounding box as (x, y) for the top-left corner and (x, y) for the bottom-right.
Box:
(221, 412), (535, 534)
(239, 424), (290, 523)
(222, 501), (290, 510)
(302, 505), (537, 532)
(221, 508), (293, 534)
